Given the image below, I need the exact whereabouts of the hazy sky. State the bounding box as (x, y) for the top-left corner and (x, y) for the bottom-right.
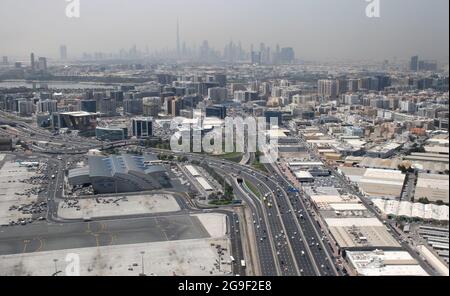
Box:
(0, 0), (448, 61)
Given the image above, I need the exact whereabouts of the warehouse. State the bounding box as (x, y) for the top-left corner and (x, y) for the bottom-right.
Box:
(338, 167), (406, 198)
(346, 250), (429, 276)
(373, 199), (449, 222)
(324, 217), (401, 250)
(311, 194), (362, 211)
(415, 173), (449, 204)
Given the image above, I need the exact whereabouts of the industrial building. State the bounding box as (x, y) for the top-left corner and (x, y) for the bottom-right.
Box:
(404, 152), (449, 173)
(417, 226), (449, 267)
(346, 250), (429, 276)
(324, 217), (401, 250)
(373, 199), (449, 222)
(338, 167), (406, 198)
(415, 173), (449, 204)
(68, 154), (171, 194)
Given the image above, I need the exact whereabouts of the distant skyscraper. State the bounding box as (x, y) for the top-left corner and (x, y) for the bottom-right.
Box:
(2, 56), (7, 65)
(60, 45), (68, 60)
(199, 40), (210, 62)
(251, 51), (261, 64)
(38, 57), (47, 72)
(30, 53), (35, 72)
(410, 56), (419, 72)
(176, 19), (180, 58)
(279, 47), (295, 64)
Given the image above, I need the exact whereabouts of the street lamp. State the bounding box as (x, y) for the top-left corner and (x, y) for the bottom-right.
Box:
(139, 251), (146, 276)
(53, 258), (58, 276)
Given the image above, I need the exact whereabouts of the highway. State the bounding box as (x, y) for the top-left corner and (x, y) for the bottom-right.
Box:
(149, 148), (341, 276)
(1, 114), (340, 276)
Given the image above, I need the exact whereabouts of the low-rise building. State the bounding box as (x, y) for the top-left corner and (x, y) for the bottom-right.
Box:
(346, 250), (429, 276)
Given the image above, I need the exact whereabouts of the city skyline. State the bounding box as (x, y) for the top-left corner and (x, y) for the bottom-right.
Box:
(0, 0), (448, 62)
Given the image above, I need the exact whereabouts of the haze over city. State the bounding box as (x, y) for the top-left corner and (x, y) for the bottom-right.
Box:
(0, 0), (448, 61)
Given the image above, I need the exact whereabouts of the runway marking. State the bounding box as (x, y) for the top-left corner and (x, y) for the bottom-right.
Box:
(35, 237), (44, 252)
(22, 240), (30, 253)
(155, 217), (169, 241)
(93, 233), (100, 247)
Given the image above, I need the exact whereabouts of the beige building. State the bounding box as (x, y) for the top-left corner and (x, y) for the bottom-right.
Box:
(415, 173), (449, 204)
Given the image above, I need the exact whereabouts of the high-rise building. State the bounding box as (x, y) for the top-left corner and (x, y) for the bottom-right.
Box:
(124, 98), (143, 115)
(17, 99), (33, 116)
(37, 99), (58, 114)
(208, 87), (227, 103)
(60, 45), (67, 60)
(171, 97), (182, 117)
(336, 78), (348, 95)
(318, 79), (337, 99)
(98, 98), (117, 116)
(214, 74), (227, 88)
(142, 97), (161, 117)
(251, 51), (261, 64)
(400, 101), (416, 114)
(358, 77), (372, 90)
(233, 91), (246, 103)
(80, 100), (97, 113)
(38, 57), (47, 72)
(110, 91), (124, 106)
(279, 47), (295, 64)
(2, 56), (7, 65)
(30, 53), (35, 72)
(410, 56), (419, 72)
(176, 18), (181, 58)
(347, 79), (359, 92)
(199, 40), (210, 62)
(132, 117), (153, 139)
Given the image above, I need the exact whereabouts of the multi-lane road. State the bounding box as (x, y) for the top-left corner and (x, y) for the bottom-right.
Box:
(1, 114), (341, 276)
(151, 148), (341, 276)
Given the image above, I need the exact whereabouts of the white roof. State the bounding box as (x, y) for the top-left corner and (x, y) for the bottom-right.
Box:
(311, 195), (347, 203)
(196, 177), (214, 191)
(347, 250), (429, 276)
(185, 165), (200, 177)
(373, 199), (449, 222)
(325, 217), (383, 227)
(289, 162), (323, 167)
(329, 203), (367, 211)
(294, 171), (314, 179)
